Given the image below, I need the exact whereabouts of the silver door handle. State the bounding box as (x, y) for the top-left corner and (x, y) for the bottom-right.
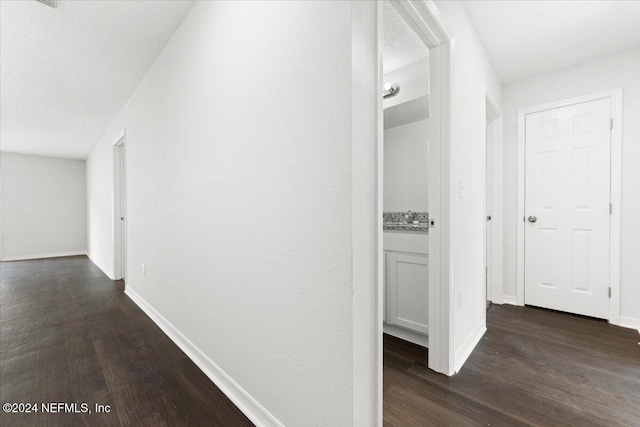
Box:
(528, 216), (537, 223)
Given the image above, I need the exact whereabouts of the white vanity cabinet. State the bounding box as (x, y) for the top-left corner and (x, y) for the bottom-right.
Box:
(383, 230), (429, 347)
(386, 251), (429, 334)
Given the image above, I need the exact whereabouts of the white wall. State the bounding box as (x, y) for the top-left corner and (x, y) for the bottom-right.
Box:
(0, 152), (87, 260)
(86, 1), (353, 426)
(86, 139), (116, 278)
(433, 0), (503, 371)
(502, 48), (640, 326)
(383, 119), (429, 212)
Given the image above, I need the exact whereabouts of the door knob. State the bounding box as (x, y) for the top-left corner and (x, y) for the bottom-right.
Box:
(528, 216), (537, 223)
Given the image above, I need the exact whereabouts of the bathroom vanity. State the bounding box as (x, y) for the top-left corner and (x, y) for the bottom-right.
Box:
(383, 216), (429, 348)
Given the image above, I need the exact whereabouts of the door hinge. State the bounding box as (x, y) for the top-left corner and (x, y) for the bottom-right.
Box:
(610, 119), (613, 130)
(608, 287), (612, 298)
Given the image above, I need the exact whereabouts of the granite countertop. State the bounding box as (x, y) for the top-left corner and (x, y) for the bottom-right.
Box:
(383, 211), (429, 233)
(383, 222), (429, 232)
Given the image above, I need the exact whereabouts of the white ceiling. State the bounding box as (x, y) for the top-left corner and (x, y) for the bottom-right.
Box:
(462, 0), (640, 83)
(0, 0), (195, 159)
(382, 1), (429, 74)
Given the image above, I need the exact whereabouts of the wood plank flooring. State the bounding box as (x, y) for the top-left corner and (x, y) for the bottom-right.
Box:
(3, 256), (639, 426)
(384, 304), (640, 427)
(0, 256), (252, 427)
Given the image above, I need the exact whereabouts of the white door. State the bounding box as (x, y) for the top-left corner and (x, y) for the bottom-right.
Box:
(386, 252), (429, 334)
(524, 98), (611, 319)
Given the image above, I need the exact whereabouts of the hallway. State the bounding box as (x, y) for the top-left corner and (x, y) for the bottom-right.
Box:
(384, 305), (640, 426)
(0, 256), (251, 426)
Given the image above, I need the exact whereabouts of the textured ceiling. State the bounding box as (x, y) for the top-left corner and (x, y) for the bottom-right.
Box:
(0, 0), (195, 159)
(462, 0), (640, 83)
(382, 1), (429, 74)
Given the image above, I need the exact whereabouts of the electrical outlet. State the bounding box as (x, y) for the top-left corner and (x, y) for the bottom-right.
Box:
(142, 264), (146, 277)
(44, 237), (51, 244)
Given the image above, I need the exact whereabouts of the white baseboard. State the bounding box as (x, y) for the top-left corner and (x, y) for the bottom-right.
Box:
(618, 316), (640, 332)
(489, 295), (504, 305)
(0, 250), (87, 262)
(499, 298), (637, 333)
(87, 252), (115, 280)
(454, 321), (486, 374)
(502, 295), (518, 305)
(124, 287), (283, 427)
(383, 323), (428, 348)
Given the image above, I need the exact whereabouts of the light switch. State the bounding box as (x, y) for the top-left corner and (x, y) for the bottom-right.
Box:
(458, 180), (464, 199)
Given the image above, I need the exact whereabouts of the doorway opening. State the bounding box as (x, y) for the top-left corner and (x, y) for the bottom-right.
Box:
(381, 0), (430, 349)
(113, 130), (127, 281)
(379, 0), (455, 421)
(351, 1), (454, 422)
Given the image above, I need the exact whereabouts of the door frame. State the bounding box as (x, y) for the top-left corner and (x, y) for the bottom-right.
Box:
(112, 129), (127, 281)
(351, 0), (454, 424)
(389, 0), (454, 376)
(515, 89), (623, 324)
(486, 98), (503, 305)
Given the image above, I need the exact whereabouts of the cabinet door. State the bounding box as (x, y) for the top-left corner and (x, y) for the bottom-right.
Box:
(386, 252), (429, 334)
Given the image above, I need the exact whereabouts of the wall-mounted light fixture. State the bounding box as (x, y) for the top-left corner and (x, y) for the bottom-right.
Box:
(383, 82), (400, 98)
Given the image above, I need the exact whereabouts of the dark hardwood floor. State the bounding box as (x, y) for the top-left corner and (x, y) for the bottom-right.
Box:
(0, 256), (252, 427)
(3, 256), (639, 426)
(384, 305), (640, 427)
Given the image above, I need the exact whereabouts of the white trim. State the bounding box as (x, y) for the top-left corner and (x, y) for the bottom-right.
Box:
(383, 324), (429, 348)
(502, 295), (518, 306)
(112, 128), (126, 147)
(87, 251), (115, 280)
(0, 250), (87, 262)
(516, 107), (526, 307)
(124, 287), (283, 427)
(516, 89), (624, 320)
(352, 1), (455, 423)
(351, 1), (383, 425)
(485, 110), (492, 304)
(389, 0), (455, 377)
(485, 98), (504, 305)
(112, 129), (127, 280)
(391, 0), (452, 46)
(453, 321), (486, 373)
(618, 316), (640, 331)
(608, 89), (623, 326)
